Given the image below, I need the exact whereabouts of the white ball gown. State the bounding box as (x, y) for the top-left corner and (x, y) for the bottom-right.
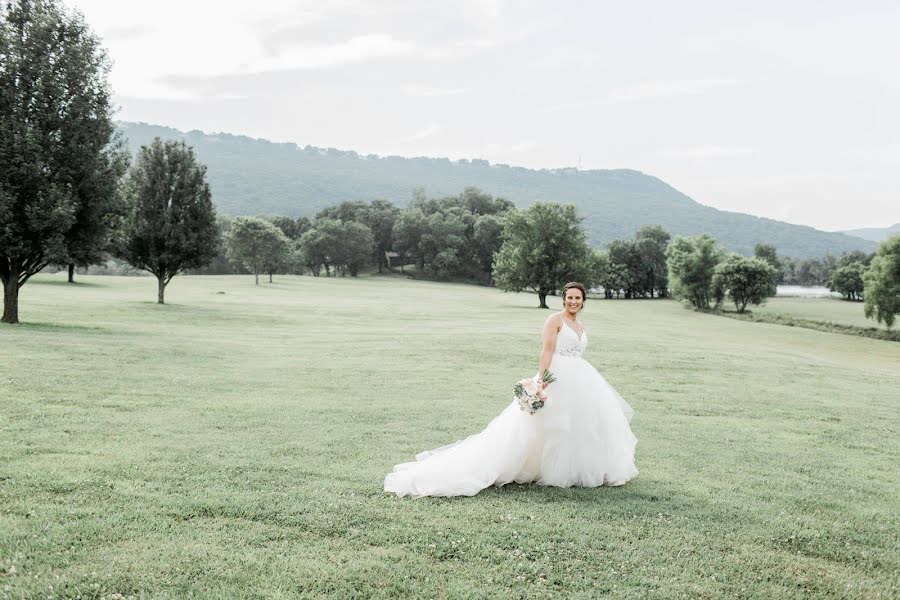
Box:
(384, 318), (638, 497)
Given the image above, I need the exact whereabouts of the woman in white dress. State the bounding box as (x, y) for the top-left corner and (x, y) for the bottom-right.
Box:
(384, 282), (638, 497)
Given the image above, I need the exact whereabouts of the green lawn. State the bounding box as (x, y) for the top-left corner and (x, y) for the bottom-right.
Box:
(752, 296), (889, 330)
(1, 274), (898, 598)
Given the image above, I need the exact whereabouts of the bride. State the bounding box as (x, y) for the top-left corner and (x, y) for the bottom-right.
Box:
(384, 282), (638, 497)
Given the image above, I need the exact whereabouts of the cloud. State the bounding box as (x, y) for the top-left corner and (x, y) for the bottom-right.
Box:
(402, 84), (468, 97)
(252, 33), (413, 72)
(545, 79), (743, 112)
(109, 31), (413, 100)
(403, 124), (442, 142)
(101, 24), (153, 41)
(658, 145), (754, 159)
(511, 140), (538, 152)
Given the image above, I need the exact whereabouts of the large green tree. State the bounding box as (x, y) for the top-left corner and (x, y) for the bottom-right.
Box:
(666, 234), (725, 309)
(493, 203), (592, 308)
(712, 255), (777, 313)
(635, 225), (671, 298)
(226, 216), (291, 284)
(863, 234), (900, 328)
(829, 262), (866, 301)
(118, 139), (220, 303)
(606, 239), (646, 298)
(1, 0), (125, 323)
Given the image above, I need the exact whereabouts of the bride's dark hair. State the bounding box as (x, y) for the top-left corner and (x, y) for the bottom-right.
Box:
(562, 281), (587, 303)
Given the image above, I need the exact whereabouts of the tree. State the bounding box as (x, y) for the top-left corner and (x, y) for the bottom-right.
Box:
(472, 213), (504, 278)
(333, 221), (375, 277)
(315, 200), (370, 224)
(268, 215), (302, 240)
(863, 234), (900, 328)
(754, 243), (784, 283)
(666, 235), (725, 309)
(392, 209), (427, 272)
(829, 262), (866, 301)
(493, 203), (592, 308)
(712, 255), (777, 313)
(310, 219), (344, 277)
(118, 139), (220, 303)
(226, 217), (291, 284)
(458, 187), (515, 216)
(838, 249), (872, 268)
(298, 226), (329, 276)
(56, 140), (129, 283)
(1, 0), (125, 323)
(607, 239), (647, 298)
(186, 215), (244, 275)
(364, 200), (400, 273)
(635, 225), (671, 297)
(795, 258), (824, 286)
(779, 256), (797, 284)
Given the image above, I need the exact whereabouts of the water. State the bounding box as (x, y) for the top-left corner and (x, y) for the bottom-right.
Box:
(776, 285), (839, 298)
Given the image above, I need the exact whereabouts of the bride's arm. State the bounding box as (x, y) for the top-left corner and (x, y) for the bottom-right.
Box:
(538, 314), (560, 375)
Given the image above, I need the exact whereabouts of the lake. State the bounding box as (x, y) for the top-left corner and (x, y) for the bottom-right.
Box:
(776, 285), (839, 297)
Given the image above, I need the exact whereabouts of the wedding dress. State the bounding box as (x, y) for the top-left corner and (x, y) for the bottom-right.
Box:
(384, 319), (638, 497)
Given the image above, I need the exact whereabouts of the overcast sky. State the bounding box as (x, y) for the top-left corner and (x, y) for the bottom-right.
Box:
(70, 0), (899, 231)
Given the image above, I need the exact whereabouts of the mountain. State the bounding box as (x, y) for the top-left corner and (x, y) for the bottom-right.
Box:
(838, 223), (900, 243)
(118, 122), (876, 259)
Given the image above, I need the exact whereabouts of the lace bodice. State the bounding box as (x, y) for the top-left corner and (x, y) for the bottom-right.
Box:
(555, 319), (587, 358)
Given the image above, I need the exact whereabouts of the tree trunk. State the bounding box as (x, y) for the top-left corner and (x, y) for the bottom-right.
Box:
(255, 271), (259, 285)
(538, 291), (549, 309)
(68, 263), (75, 283)
(2, 274), (19, 324)
(157, 275), (166, 304)
(269, 272), (273, 283)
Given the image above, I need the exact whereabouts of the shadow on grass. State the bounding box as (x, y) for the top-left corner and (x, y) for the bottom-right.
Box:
(28, 279), (109, 288)
(5, 321), (108, 333)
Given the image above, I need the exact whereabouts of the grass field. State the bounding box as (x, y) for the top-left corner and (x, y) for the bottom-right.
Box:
(2, 273), (899, 598)
(752, 297), (889, 331)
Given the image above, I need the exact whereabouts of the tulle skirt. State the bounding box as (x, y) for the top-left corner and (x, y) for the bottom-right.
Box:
(383, 355), (638, 497)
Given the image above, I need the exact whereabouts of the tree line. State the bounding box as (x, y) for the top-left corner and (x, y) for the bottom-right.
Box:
(3, 0), (898, 329)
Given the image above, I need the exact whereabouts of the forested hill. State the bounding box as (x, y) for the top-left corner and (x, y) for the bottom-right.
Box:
(839, 223), (900, 243)
(119, 122), (875, 258)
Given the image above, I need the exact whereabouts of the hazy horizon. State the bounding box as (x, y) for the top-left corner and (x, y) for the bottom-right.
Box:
(71, 0), (900, 232)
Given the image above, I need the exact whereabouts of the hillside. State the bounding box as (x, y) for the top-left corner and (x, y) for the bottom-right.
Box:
(119, 122), (876, 258)
(839, 223), (900, 243)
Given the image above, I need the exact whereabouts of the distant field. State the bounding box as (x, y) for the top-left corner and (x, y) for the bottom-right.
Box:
(753, 296), (889, 330)
(1, 274), (898, 598)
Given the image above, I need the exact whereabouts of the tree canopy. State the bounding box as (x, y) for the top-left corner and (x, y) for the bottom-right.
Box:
(118, 139), (220, 303)
(666, 235), (725, 310)
(226, 216), (291, 284)
(712, 255), (777, 313)
(863, 234), (900, 328)
(829, 262), (866, 301)
(1, 0), (125, 322)
(493, 202), (592, 308)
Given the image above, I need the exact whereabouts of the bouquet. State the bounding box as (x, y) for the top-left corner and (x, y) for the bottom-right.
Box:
(514, 369), (556, 415)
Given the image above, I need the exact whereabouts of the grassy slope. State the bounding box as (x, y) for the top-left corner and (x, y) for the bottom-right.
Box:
(1, 274), (898, 598)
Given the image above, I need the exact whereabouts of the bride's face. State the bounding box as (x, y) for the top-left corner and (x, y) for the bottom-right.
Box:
(564, 289), (584, 314)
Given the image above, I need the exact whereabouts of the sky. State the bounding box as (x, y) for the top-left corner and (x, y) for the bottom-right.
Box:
(69, 0), (900, 232)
